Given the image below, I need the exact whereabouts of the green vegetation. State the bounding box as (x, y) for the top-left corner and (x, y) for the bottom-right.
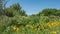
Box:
(0, 0), (60, 34)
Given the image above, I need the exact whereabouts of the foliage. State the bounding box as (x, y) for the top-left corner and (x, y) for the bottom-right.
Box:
(38, 8), (60, 16)
(0, 1), (60, 34)
(4, 3), (27, 17)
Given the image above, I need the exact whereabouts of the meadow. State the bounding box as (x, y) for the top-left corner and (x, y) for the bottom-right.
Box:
(0, 0), (60, 34)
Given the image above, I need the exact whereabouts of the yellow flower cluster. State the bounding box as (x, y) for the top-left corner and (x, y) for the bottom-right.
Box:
(50, 31), (57, 34)
(47, 21), (60, 28)
(12, 26), (19, 32)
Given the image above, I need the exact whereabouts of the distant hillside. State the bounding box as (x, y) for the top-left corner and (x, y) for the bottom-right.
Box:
(37, 8), (60, 16)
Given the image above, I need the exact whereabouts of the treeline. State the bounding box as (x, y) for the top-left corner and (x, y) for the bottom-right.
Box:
(0, 0), (27, 17)
(38, 8), (60, 16)
(0, 0), (60, 17)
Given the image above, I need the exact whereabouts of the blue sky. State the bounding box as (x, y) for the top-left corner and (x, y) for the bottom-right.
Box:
(6, 0), (60, 15)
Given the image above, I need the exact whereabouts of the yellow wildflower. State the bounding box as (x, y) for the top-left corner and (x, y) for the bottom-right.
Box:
(47, 23), (51, 28)
(47, 21), (60, 28)
(50, 31), (57, 34)
(12, 26), (16, 30)
(12, 26), (19, 32)
(15, 28), (19, 32)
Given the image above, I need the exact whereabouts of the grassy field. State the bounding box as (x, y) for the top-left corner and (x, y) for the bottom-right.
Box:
(0, 16), (60, 34)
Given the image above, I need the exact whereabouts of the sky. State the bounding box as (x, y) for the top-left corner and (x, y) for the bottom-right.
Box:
(6, 0), (60, 15)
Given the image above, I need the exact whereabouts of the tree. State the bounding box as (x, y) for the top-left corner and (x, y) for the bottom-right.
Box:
(38, 8), (57, 16)
(9, 3), (27, 16)
(0, 0), (10, 15)
(4, 3), (27, 17)
(0, 0), (3, 15)
(2, 0), (10, 9)
(55, 10), (60, 16)
(10, 3), (21, 11)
